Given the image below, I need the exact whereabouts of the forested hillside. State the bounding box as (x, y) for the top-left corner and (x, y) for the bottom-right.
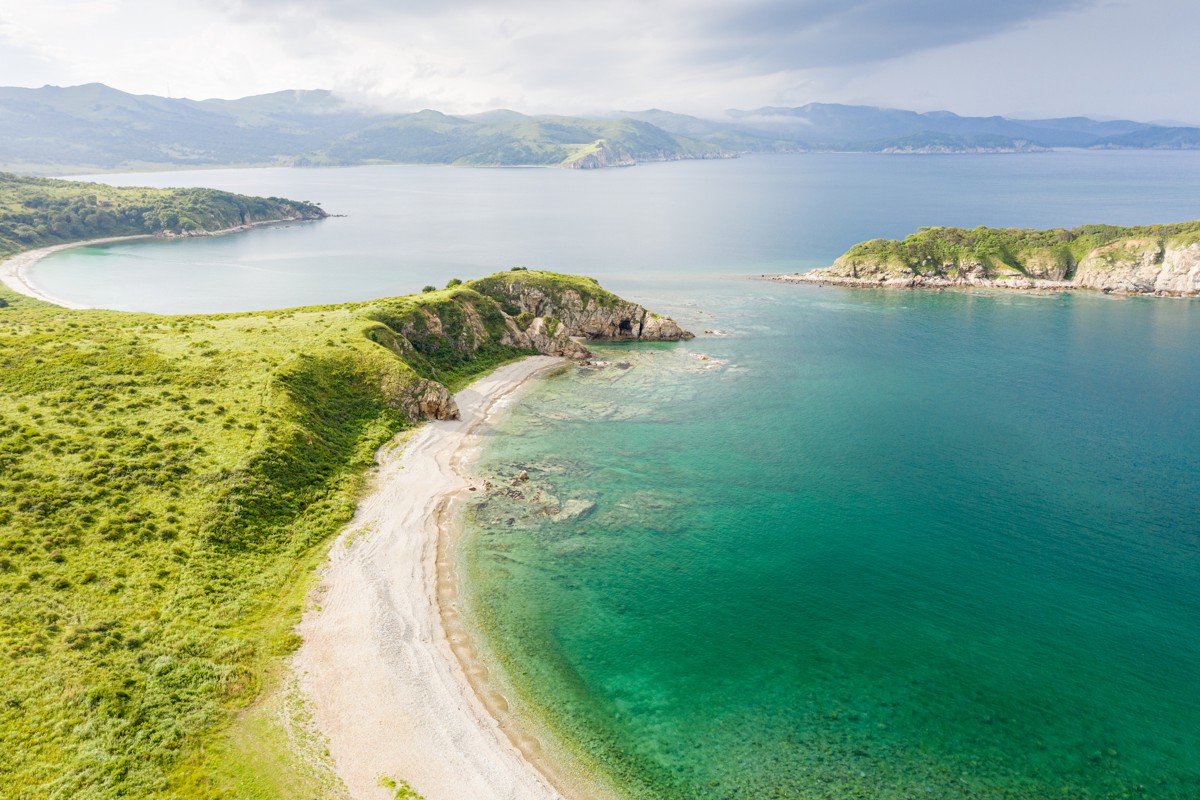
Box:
(0, 173), (325, 258)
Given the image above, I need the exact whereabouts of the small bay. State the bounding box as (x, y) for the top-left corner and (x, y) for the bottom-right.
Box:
(34, 152), (1200, 798)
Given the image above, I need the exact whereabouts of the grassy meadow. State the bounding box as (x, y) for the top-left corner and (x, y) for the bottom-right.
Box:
(0, 274), (555, 798)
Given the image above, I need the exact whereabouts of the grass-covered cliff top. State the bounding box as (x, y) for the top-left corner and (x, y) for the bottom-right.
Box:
(0, 173), (326, 258)
(0, 265), (665, 799)
(470, 268), (624, 310)
(838, 220), (1200, 276)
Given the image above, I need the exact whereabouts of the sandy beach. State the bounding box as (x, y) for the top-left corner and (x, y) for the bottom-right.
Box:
(3, 226), (616, 797)
(294, 356), (615, 800)
(0, 235), (153, 307)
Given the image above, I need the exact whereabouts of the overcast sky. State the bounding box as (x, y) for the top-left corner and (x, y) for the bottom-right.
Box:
(0, 0), (1196, 122)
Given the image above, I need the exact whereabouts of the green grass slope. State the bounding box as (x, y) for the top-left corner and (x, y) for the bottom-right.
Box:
(0, 265), (670, 798)
(0, 173), (326, 259)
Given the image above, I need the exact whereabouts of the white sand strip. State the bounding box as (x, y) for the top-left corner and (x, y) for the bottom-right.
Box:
(0, 235), (152, 308)
(0, 219), (316, 309)
(295, 356), (597, 800)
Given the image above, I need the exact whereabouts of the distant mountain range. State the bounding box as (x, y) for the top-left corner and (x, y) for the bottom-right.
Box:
(3, 83), (1199, 173)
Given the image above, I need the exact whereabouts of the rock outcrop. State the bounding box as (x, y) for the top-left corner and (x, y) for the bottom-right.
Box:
(503, 315), (592, 359)
(778, 222), (1200, 296)
(470, 271), (694, 342)
(564, 143), (638, 170)
(1073, 240), (1200, 295)
(639, 313), (692, 340)
(361, 270), (693, 422)
(412, 381), (460, 421)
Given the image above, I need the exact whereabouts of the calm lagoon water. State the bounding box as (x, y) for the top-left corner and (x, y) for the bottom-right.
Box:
(42, 153), (1200, 798)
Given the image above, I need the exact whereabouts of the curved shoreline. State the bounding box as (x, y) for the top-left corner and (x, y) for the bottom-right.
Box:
(294, 356), (619, 800)
(0, 235), (153, 308)
(0, 218), (319, 309)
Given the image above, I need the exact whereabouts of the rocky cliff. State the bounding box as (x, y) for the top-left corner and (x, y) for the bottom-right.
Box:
(470, 270), (695, 340)
(564, 142), (638, 170)
(357, 270), (693, 421)
(779, 222), (1200, 296)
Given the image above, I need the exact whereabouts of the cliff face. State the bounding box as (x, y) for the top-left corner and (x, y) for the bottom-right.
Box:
(159, 201), (327, 238)
(359, 270), (693, 421)
(781, 223), (1200, 296)
(564, 143), (638, 170)
(469, 271), (695, 341)
(1072, 240), (1200, 295)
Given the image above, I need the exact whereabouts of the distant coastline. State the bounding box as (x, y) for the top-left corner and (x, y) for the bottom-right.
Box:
(6, 82), (1200, 174)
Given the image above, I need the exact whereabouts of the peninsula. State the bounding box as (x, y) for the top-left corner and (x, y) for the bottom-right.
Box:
(0, 172), (326, 257)
(0, 172), (329, 305)
(778, 221), (1200, 296)
(0, 236), (691, 798)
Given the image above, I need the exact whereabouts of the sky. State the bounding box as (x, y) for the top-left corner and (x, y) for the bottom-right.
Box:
(0, 0), (1196, 122)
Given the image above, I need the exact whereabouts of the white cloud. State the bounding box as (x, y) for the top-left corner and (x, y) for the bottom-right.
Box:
(0, 0), (1195, 122)
(797, 0), (1200, 122)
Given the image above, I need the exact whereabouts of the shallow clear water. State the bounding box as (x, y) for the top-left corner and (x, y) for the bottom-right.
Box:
(464, 286), (1200, 798)
(35, 154), (1200, 798)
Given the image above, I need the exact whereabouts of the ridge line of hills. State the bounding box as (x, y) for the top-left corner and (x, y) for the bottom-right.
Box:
(4, 83), (1200, 174)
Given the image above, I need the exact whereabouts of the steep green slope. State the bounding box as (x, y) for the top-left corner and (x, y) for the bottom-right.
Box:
(0, 269), (690, 799)
(0, 173), (325, 259)
(792, 222), (1200, 295)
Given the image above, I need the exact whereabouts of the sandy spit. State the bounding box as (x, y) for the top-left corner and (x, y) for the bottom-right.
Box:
(295, 356), (613, 800)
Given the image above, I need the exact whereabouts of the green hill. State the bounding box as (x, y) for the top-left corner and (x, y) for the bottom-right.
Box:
(791, 222), (1200, 295)
(0, 84), (733, 173)
(0, 261), (690, 797)
(0, 172), (326, 258)
(6, 84), (1200, 174)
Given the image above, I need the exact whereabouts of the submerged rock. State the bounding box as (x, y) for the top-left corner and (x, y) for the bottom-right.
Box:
(552, 499), (596, 522)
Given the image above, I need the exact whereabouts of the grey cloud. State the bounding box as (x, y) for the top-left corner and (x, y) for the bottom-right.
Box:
(683, 0), (1096, 71)
(206, 0), (1105, 114)
(217, 0), (1099, 80)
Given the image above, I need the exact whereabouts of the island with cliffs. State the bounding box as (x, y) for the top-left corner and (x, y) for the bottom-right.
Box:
(777, 221), (1200, 296)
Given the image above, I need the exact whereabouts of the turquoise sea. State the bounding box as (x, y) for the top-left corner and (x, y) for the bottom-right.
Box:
(463, 288), (1200, 798)
(43, 153), (1200, 798)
